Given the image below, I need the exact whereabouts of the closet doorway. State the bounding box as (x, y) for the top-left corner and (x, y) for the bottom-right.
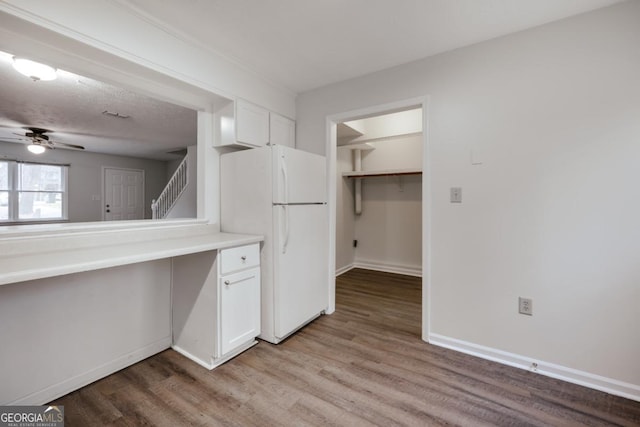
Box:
(326, 97), (430, 341)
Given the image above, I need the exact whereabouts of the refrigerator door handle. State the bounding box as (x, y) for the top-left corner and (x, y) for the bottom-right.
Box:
(281, 205), (290, 254)
(281, 155), (289, 205)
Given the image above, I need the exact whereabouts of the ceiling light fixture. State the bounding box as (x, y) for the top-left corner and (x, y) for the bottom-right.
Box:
(12, 57), (58, 81)
(27, 144), (46, 154)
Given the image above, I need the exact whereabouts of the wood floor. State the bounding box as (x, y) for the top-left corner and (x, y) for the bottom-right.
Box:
(52, 268), (640, 426)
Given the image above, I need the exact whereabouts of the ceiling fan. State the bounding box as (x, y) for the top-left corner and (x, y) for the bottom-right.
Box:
(12, 127), (85, 153)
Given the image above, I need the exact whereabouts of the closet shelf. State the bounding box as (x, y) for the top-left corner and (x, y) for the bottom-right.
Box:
(342, 168), (422, 178)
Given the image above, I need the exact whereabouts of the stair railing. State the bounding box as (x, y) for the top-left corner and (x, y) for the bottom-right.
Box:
(152, 154), (188, 219)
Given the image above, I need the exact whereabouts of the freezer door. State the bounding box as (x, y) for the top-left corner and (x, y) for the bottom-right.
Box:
(272, 204), (328, 339)
(272, 145), (326, 204)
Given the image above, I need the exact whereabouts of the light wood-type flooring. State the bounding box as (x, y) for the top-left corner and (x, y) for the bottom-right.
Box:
(52, 268), (640, 426)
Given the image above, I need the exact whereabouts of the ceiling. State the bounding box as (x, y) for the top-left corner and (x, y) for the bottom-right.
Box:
(124, 0), (623, 93)
(0, 50), (197, 161)
(337, 108), (423, 145)
(0, 1), (623, 159)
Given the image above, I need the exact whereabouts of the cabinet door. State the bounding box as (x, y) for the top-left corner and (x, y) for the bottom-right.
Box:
(270, 113), (295, 148)
(220, 267), (261, 356)
(236, 99), (269, 147)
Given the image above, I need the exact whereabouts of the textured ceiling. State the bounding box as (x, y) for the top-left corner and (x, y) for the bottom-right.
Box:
(124, 0), (623, 93)
(0, 51), (197, 161)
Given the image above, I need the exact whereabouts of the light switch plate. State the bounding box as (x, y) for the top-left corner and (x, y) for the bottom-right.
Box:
(471, 149), (483, 165)
(450, 187), (462, 203)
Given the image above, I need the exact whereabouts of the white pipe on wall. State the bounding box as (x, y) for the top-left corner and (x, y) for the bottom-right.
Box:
(355, 178), (362, 215)
(354, 149), (362, 215)
(354, 148), (362, 171)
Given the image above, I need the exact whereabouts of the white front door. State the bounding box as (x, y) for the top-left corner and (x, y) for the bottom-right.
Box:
(104, 168), (144, 220)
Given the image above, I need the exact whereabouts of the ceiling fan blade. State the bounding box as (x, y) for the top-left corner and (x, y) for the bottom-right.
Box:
(52, 141), (85, 150)
(11, 131), (45, 143)
(9, 134), (31, 142)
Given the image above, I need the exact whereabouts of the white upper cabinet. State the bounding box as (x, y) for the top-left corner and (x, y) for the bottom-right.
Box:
(270, 112), (295, 148)
(236, 98), (270, 147)
(214, 98), (295, 148)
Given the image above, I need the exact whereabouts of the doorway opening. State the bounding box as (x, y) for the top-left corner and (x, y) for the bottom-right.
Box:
(326, 97), (430, 341)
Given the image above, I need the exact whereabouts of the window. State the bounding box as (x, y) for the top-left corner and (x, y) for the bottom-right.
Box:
(0, 160), (68, 223)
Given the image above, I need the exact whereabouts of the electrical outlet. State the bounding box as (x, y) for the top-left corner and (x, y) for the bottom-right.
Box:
(519, 297), (532, 316)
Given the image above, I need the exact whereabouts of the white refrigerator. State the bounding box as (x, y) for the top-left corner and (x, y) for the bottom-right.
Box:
(220, 145), (328, 344)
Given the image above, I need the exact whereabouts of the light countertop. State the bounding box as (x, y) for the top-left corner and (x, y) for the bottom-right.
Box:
(0, 222), (262, 286)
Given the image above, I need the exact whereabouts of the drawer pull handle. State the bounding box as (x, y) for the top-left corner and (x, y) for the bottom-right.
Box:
(241, 256), (247, 261)
(224, 280), (230, 285)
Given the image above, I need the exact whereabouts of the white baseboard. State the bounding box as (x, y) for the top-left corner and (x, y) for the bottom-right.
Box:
(171, 345), (214, 370)
(428, 333), (640, 403)
(8, 337), (171, 405)
(335, 264), (355, 276)
(354, 260), (422, 277)
(172, 340), (259, 370)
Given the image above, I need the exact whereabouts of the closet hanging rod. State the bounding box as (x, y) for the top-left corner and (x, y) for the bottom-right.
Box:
(342, 168), (422, 178)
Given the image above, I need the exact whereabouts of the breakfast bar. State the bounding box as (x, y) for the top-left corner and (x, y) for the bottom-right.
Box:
(0, 221), (263, 405)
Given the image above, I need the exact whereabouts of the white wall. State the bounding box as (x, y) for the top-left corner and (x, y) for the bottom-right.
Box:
(166, 157), (183, 180)
(353, 135), (422, 275)
(358, 134), (422, 171)
(0, 141), (167, 222)
(335, 147), (355, 272)
(0, 260), (171, 404)
(298, 2), (640, 399)
(336, 134), (423, 275)
(353, 175), (422, 275)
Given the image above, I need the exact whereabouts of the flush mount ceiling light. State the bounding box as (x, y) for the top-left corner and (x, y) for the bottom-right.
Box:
(27, 144), (46, 154)
(12, 57), (58, 81)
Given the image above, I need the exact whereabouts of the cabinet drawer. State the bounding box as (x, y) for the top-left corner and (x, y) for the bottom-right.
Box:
(220, 243), (260, 275)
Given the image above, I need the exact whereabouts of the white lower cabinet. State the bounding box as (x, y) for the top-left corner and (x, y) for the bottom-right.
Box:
(220, 267), (260, 355)
(171, 243), (261, 369)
